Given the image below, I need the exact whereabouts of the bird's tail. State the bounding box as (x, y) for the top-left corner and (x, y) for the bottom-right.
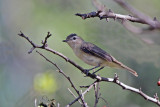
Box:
(120, 63), (138, 77)
(111, 56), (138, 77)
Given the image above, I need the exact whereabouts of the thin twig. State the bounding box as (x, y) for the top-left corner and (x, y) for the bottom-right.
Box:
(67, 81), (97, 106)
(18, 32), (103, 80)
(94, 82), (100, 107)
(68, 88), (82, 105)
(113, 0), (160, 29)
(99, 97), (110, 107)
(36, 50), (87, 107)
(41, 32), (51, 48)
(75, 0), (160, 34)
(80, 90), (88, 107)
(75, 11), (146, 24)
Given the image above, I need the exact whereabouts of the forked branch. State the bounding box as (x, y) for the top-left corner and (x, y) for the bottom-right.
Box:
(18, 32), (160, 106)
(75, 0), (160, 34)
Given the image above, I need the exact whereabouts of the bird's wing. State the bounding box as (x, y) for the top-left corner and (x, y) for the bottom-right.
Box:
(81, 42), (113, 62)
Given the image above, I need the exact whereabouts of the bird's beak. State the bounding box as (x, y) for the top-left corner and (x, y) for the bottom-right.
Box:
(62, 40), (68, 42)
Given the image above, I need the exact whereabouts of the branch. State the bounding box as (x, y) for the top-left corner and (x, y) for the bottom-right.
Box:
(99, 96), (110, 107)
(75, 11), (147, 24)
(75, 0), (160, 34)
(18, 32), (160, 106)
(94, 82), (100, 107)
(113, 0), (160, 29)
(67, 81), (98, 106)
(68, 88), (82, 105)
(36, 50), (87, 107)
(18, 32), (103, 80)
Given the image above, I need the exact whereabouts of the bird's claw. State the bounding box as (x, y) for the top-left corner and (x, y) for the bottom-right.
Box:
(83, 69), (90, 77)
(92, 72), (96, 75)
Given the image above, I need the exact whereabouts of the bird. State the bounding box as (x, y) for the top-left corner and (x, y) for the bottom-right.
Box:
(63, 34), (138, 77)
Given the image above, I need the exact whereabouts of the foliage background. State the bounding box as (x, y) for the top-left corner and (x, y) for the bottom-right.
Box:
(0, 0), (160, 107)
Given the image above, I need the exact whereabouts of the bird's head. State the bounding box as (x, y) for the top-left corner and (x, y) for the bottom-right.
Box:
(63, 34), (84, 49)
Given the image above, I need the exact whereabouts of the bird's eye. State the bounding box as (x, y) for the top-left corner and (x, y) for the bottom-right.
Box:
(73, 37), (76, 40)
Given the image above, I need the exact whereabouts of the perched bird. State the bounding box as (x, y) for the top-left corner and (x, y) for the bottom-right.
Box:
(63, 34), (138, 77)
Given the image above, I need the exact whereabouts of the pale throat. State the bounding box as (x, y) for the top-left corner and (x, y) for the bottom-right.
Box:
(68, 41), (82, 50)
(68, 42), (82, 54)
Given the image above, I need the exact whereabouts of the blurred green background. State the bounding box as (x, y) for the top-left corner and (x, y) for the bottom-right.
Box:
(0, 0), (160, 107)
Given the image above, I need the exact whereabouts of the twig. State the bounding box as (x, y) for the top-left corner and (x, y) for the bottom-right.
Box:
(18, 32), (104, 80)
(106, 74), (160, 106)
(99, 97), (110, 107)
(18, 32), (160, 106)
(41, 32), (51, 48)
(76, 11), (146, 24)
(94, 82), (100, 107)
(67, 81), (97, 106)
(68, 88), (82, 105)
(75, 0), (160, 34)
(18, 31), (51, 54)
(80, 90), (88, 107)
(113, 0), (160, 29)
(80, 84), (92, 88)
(36, 50), (87, 107)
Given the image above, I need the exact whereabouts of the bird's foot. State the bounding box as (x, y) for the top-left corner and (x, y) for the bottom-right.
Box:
(92, 71), (97, 74)
(83, 69), (90, 77)
(92, 67), (104, 74)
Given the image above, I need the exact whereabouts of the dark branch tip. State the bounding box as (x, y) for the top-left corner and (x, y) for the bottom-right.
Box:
(18, 31), (24, 37)
(47, 32), (52, 37)
(75, 13), (80, 16)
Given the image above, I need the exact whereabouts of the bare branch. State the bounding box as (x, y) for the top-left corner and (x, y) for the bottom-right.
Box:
(99, 97), (110, 107)
(106, 74), (160, 106)
(68, 88), (82, 105)
(80, 90), (88, 107)
(41, 32), (52, 48)
(75, 0), (160, 34)
(67, 81), (97, 106)
(18, 32), (160, 106)
(18, 32), (51, 54)
(36, 50), (87, 107)
(75, 11), (146, 24)
(113, 0), (160, 29)
(94, 82), (100, 107)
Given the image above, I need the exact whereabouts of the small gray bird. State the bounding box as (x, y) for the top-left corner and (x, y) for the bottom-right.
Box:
(63, 34), (138, 77)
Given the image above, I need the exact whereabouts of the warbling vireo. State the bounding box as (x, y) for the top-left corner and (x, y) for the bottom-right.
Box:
(63, 34), (138, 77)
